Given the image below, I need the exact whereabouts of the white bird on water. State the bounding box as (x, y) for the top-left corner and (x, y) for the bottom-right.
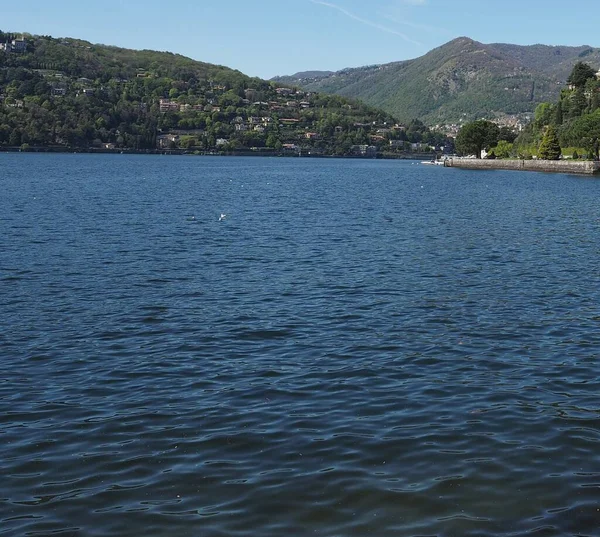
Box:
(219, 213), (227, 221)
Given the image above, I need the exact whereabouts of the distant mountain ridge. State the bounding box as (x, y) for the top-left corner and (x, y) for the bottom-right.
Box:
(272, 38), (600, 124)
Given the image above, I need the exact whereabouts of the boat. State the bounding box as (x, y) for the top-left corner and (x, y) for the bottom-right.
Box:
(420, 159), (446, 166)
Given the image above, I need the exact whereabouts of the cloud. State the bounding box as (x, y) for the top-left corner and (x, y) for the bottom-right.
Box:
(382, 13), (452, 36)
(380, 1), (451, 37)
(309, 0), (422, 46)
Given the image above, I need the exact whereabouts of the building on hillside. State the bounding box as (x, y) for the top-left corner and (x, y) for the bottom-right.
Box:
(389, 140), (406, 149)
(351, 145), (377, 157)
(159, 99), (179, 113)
(245, 89), (258, 101)
(1, 36), (27, 52)
(411, 142), (429, 151)
(11, 37), (26, 52)
(157, 134), (179, 149)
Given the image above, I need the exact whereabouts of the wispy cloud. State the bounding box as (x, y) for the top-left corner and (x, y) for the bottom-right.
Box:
(382, 13), (452, 36)
(380, 1), (452, 37)
(309, 0), (422, 46)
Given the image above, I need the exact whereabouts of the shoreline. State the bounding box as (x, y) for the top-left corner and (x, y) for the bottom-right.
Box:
(0, 146), (438, 160)
(445, 158), (600, 175)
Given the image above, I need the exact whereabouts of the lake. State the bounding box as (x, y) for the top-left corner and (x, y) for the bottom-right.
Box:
(2, 154), (600, 536)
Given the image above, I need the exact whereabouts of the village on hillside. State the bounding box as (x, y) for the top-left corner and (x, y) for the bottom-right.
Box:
(0, 33), (451, 155)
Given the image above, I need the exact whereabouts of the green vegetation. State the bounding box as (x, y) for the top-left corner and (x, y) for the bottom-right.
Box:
(491, 140), (514, 159)
(455, 120), (517, 158)
(455, 120), (499, 158)
(455, 62), (600, 160)
(537, 125), (561, 160)
(513, 62), (600, 159)
(567, 62), (597, 88)
(275, 38), (600, 125)
(0, 31), (451, 155)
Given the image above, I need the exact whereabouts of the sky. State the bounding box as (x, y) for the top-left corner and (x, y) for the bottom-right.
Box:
(2, 0), (599, 79)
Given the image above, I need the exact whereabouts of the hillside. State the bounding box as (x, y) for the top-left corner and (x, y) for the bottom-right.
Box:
(273, 38), (600, 125)
(0, 31), (447, 155)
(513, 60), (600, 159)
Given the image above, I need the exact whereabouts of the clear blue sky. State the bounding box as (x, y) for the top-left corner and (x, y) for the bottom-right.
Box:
(3, 0), (599, 79)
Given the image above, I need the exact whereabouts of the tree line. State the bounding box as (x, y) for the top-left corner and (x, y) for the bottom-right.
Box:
(455, 62), (600, 160)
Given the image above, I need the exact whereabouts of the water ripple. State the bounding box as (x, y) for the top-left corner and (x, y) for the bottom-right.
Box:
(2, 155), (600, 536)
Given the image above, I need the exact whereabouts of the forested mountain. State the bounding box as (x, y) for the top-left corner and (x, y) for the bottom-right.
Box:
(273, 38), (600, 125)
(0, 31), (449, 155)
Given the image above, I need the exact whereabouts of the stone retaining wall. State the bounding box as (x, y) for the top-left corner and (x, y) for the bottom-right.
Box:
(445, 158), (600, 175)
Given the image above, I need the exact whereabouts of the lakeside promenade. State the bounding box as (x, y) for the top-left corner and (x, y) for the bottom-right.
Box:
(445, 158), (600, 175)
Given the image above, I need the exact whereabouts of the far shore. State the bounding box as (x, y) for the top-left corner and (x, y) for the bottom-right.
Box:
(0, 146), (440, 160)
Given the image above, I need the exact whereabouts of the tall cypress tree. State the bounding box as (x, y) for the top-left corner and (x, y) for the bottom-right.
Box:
(538, 125), (562, 160)
(554, 100), (563, 125)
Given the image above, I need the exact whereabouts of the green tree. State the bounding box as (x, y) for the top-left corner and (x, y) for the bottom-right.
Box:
(455, 120), (500, 158)
(538, 125), (561, 160)
(492, 140), (514, 159)
(560, 109), (600, 159)
(9, 128), (21, 146)
(266, 133), (281, 149)
(567, 62), (597, 88)
(554, 100), (563, 125)
(568, 89), (587, 119)
(498, 126), (518, 143)
(534, 102), (554, 128)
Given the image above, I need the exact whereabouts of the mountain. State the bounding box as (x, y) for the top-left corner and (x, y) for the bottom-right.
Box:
(279, 70), (334, 82)
(272, 38), (600, 125)
(1, 30), (441, 156)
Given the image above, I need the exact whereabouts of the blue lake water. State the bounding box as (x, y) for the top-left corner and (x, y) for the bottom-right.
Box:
(1, 153), (600, 536)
